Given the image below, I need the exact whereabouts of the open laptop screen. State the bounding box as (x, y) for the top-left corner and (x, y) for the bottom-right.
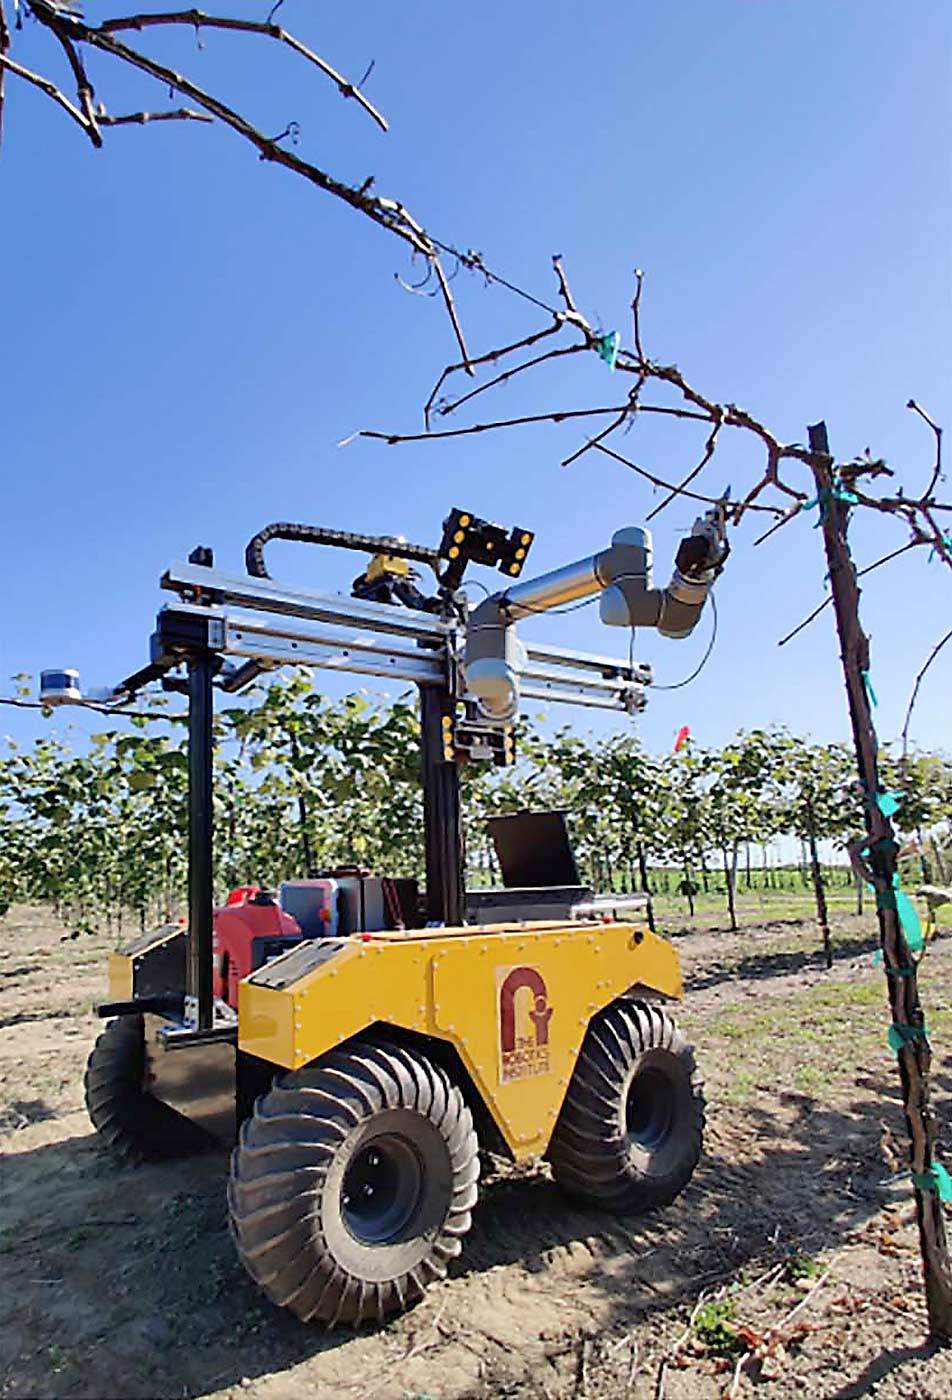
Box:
(488, 810), (580, 889)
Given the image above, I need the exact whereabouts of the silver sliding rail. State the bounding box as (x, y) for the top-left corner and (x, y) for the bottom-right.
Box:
(160, 565), (650, 715)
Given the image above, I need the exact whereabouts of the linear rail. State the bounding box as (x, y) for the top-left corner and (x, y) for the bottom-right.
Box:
(155, 586), (647, 713)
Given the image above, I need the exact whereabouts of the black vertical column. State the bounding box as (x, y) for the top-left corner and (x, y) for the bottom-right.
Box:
(419, 686), (463, 926)
(187, 654), (215, 1029)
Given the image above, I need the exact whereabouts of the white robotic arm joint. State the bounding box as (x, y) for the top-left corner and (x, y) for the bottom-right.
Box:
(463, 505), (728, 722)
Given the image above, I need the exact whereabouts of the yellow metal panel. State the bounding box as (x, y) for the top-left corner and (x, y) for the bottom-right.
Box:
(237, 942), (432, 1069)
(236, 921), (682, 1160)
(107, 953), (133, 1002)
(108, 924), (185, 1001)
(293, 941), (432, 1068)
(432, 923), (679, 1158)
(238, 980), (297, 1066)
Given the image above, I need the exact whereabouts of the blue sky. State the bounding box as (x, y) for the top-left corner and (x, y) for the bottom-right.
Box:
(2, 0), (949, 758)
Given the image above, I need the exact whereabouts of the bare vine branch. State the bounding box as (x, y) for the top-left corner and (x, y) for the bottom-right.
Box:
(586, 438), (784, 515)
(96, 8), (389, 132)
(560, 400), (640, 470)
(777, 542), (919, 648)
(751, 503), (804, 548)
(365, 253), (952, 583)
(901, 625), (952, 758)
(359, 405), (635, 446)
(0, 49), (93, 136)
(97, 105), (211, 126)
(630, 267), (646, 362)
(44, 7), (102, 145)
(433, 342), (587, 426)
(424, 319), (564, 427)
(646, 408), (724, 521)
(0, 0), (10, 150)
(369, 258), (822, 519)
(908, 397), (944, 498)
(7, 1), (472, 367)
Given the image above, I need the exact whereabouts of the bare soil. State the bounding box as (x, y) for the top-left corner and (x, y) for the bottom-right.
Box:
(1, 904), (951, 1400)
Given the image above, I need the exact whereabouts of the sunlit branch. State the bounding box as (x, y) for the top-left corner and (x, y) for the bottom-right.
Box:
(901, 625), (952, 757)
(13, 2), (471, 366)
(97, 105), (212, 125)
(0, 0), (9, 150)
(97, 8), (389, 131)
(777, 542), (919, 648)
(423, 319), (564, 428)
(908, 398), (943, 499)
(584, 438), (784, 516)
(357, 405), (636, 446)
(0, 49), (93, 137)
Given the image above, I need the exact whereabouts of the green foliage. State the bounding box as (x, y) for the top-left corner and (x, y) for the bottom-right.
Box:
(693, 1298), (742, 1356)
(1, 680), (950, 931)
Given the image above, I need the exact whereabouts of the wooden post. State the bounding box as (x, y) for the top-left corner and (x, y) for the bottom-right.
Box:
(722, 844), (738, 931)
(287, 730), (315, 875)
(809, 421), (952, 1341)
(805, 797), (833, 968)
(636, 840), (656, 933)
(681, 858), (696, 917)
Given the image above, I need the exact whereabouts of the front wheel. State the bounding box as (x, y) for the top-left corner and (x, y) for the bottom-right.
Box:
(548, 1001), (704, 1213)
(228, 1039), (480, 1327)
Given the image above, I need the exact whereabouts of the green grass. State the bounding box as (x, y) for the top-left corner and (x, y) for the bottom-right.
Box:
(693, 1298), (742, 1357)
(46, 1345), (66, 1373)
(711, 1012), (775, 1040)
(725, 1070), (757, 1104)
(702, 972), (914, 1102)
(711, 1019), (747, 1040)
(651, 885), (861, 928)
(648, 877), (952, 939)
(795, 1065), (829, 1092)
(806, 981), (882, 1009)
(706, 955), (952, 1107)
(786, 1254), (824, 1282)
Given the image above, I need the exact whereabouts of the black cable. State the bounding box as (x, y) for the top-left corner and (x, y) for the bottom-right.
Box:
(429, 238), (560, 318)
(0, 695), (185, 721)
(505, 594), (600, 618)
(647, 593), (719, 691)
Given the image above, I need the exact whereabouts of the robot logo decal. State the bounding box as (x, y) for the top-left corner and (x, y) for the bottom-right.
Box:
(497, 966), (554, 1082)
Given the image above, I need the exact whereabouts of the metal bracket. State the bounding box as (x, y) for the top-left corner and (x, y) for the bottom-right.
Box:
(157, 1023), (238, 1050)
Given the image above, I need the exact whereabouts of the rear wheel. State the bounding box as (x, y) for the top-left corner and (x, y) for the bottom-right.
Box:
(548, 1001), (704, 1212)
(228, 1039), (479, 1327)
(84, 1015), (212, 1161)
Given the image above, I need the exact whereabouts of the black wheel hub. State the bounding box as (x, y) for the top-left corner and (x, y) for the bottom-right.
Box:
(625, 1065), (675, 1151)
(341, 1134), (423, 1244)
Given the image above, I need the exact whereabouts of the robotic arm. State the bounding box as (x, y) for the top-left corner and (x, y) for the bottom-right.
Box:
(463, 503), (729, 721)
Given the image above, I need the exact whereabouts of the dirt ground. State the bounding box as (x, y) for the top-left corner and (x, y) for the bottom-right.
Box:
(2, 904), (951, 1400)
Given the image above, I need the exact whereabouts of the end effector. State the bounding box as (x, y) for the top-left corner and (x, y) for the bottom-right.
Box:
(598, 502), (729, 638)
